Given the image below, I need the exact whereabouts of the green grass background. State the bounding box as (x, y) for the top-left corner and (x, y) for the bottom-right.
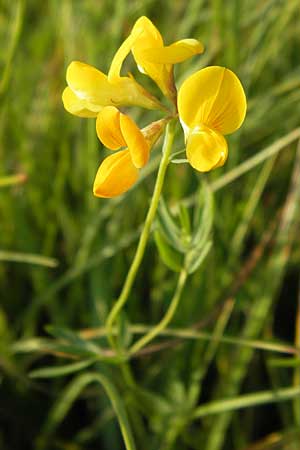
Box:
(1, 0), (300, 449)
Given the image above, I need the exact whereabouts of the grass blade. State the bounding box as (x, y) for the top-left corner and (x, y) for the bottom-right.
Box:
(193, 386), (300, 418)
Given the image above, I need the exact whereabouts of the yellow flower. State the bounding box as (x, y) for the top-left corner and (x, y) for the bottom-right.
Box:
(108, 16), (204, 101)
(93, 106), (165, 198)
(177, 66), (247, 172)
(93, 149), (139, 198)
(62, 58), (163, 117)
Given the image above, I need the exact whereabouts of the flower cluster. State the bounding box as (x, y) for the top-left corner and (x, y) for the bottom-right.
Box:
(62, 16), (246, 198)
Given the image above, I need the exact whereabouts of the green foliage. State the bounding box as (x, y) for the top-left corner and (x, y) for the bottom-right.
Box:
(154, 182), (213, 273)
(1, 1), (300, 450)
(154, 229), (183, 272)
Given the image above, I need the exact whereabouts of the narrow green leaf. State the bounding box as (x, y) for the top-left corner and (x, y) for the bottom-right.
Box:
(128, 325), (300, 356)
(192, 181), (214, 248)
(45, 325), (83, 341)
(193, 386), (300, 418)
(268, 357), (300, 368)
(0, 251), (58, 267)
(157, 198), (185, 252)
(178, 204), (191, 235)
(154, 229), (183, 272)
(29, 358), (97, 378)
(42, 372), (137, 450)
(185, 240), (212, 274)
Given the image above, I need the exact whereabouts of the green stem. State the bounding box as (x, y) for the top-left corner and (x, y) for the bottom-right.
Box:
(129, 268), (188, 355)
(106, 120), (176, 349)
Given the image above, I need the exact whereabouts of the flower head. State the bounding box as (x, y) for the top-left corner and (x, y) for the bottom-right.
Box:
(109, 16), (204, 101)
(62, 16), (247, 200)
(178, 66), (247, 172)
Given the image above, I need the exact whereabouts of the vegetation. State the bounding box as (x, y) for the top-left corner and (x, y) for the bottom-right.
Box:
(1, 1), (300, 449)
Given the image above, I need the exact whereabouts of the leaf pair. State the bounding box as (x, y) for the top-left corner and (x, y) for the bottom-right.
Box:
(154, 181), (214, 274)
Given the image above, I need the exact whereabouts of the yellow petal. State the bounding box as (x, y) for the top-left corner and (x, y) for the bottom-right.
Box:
(108, 16), (161, 82)
(131, 17), (171, 95)
(96, 106), (126, 149)
(96, 107), (150, 167)
(132, 16), (164, 50)
(93, 150), (139, 198)
(62, 87), (101, 117)
(108, 30), (142, 82)
(107, 17), (164, 108)
(66, 61), (109, 103)
(140, 39), (204, 64)
(212, 139), (228, 169)
(186, 126), (228, 172)
(178, 66), (247, 135)
(66, 61), (160, 110)
(120, 114), (150, 168)
(111, 75), (163, 109)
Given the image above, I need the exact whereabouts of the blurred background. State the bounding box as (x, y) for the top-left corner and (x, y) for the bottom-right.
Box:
(1, 1), (300, 449)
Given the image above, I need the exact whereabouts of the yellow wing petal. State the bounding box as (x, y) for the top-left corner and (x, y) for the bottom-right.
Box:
(62, 87), (101, 117)
(140, 39), (204, 64)
(120, 113), (150, 168)
(96, 106), (126, 150)
(66, 61), (161, 110)
(178, 66), (247, 135)
(93, 150), (139, 198)
(186, 126), (228, 172)
(66, 61), (109, 103)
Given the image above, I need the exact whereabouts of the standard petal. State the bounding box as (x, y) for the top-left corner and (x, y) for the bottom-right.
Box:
(96, 106), (126, 149)
(186, 127), (228, 172)
(131, 17), (171, 95)
(62, 87), (101, 117)
(178, 66), (247, 135)
(93, 150), (139, 198)
(140, 39), (204, 64)
(132, 16), (164, 49)
(120, 114), (150, 168)
(108, 16), (162, 82)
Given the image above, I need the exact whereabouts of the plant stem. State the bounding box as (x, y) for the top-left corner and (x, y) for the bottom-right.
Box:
(106, 120), (176, 349)
(129, 268), (188, 355)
